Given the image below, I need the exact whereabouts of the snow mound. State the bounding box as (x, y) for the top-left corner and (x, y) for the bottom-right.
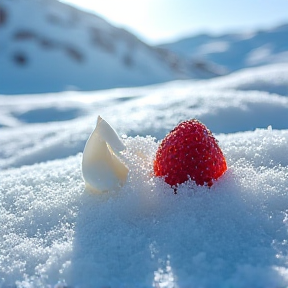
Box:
(1, 129), (288, 288)
(209, 64), (288, 96)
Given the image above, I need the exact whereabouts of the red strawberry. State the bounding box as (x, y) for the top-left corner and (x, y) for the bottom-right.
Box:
(154, 119), (227, 187)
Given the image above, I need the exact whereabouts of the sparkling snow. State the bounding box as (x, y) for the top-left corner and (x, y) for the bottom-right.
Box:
(0, 64), (288, 288)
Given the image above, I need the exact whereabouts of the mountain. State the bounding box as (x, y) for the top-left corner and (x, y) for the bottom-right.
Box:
(159, 23), (288, 73)
(0, 0), (220, 95)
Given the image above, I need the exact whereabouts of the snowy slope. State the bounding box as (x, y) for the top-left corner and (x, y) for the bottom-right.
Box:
(0, 0), (219, 95)
(1, 64), (288, 287)
(159, 23), (288, 72)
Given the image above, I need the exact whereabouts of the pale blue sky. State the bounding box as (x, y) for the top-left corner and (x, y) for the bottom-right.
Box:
(61, 0), (288, 44)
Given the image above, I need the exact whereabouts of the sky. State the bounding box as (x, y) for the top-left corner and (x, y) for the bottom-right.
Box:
(61, 0), (288, 44)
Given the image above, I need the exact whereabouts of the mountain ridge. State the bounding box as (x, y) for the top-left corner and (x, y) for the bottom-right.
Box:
(158, 23), (288, 72)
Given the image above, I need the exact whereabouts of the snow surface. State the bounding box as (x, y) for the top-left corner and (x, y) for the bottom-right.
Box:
(1, 64), (288, 287)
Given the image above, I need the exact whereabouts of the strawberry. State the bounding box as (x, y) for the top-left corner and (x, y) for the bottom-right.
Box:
(154, 119), (227, 188)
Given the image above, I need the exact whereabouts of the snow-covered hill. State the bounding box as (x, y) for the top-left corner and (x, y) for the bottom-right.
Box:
(159, 23), (288, 73)
(1, 63), (288, 287)
(0, 0), (220, 95)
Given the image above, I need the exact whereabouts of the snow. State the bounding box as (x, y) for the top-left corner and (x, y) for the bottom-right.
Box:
(1, 64), (288, 287)
(207, 63), (288, 96)
(197, 41), (230, 54)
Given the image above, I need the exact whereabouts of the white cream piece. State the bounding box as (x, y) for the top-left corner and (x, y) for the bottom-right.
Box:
(82, 116), (129, 193)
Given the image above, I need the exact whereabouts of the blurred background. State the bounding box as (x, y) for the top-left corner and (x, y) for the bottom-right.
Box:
(0, 0), (288, 94)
